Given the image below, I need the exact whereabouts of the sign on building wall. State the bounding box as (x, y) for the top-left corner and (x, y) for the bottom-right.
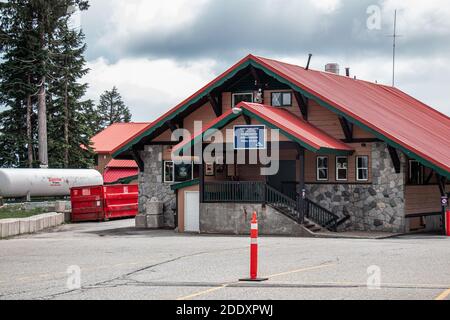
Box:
(234, 125), (266, 150)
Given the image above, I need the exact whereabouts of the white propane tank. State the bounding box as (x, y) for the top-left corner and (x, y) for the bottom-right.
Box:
(0, 169), (103, 198)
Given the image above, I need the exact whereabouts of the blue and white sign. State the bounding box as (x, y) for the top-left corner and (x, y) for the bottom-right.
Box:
(234, 125), (266, 150)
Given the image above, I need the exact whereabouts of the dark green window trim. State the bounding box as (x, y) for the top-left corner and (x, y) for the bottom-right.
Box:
(271, 92), (293, 107)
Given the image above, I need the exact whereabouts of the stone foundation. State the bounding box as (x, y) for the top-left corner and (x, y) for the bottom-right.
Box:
(200, 203), (312, 237)
(306, 143), (406, 233)
(139, 145), (176, 228)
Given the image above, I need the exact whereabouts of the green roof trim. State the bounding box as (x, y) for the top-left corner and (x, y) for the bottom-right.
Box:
(171, 179), (200, 191)
(113, 56), (450, 179)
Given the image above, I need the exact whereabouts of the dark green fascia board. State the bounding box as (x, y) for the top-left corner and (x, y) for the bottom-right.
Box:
(113, 60), (253, 158)
(171, 179), (200, 191)
(246, 60), (450, 179)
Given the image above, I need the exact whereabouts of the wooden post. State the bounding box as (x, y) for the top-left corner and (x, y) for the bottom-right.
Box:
(200, 144), (205, 203)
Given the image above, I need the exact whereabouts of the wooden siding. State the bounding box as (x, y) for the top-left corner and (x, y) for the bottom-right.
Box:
(183, 102), (217, 134)
(95, 153), (112, 174)
(405, 185), (450, 215)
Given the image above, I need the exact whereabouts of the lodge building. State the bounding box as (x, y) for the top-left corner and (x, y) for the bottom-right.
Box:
(113, 55), (450, 236)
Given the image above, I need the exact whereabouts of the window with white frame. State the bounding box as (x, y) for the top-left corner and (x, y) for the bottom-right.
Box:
(336, 157), (348, 181)
(164, 161), (193, 183)
(317, 156), (329, 181)
(356, 156), (369, 181)
(271, 92), (292, 107)
(232, 92), (253, 107)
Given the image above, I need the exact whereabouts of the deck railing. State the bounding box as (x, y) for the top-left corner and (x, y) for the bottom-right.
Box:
(203, 181), (342, 231)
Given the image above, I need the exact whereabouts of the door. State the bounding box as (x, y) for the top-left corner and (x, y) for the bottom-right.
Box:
(268, 160), (297, 199)
(184, 191), (200, 233)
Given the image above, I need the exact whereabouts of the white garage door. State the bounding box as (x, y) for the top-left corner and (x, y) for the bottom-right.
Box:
(184, 191), (200, 233)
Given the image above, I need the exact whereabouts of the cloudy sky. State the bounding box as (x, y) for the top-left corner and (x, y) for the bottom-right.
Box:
(79, 0), (450, 122)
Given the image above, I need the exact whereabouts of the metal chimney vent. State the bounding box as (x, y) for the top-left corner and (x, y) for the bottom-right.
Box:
(325, 63), (340, 75)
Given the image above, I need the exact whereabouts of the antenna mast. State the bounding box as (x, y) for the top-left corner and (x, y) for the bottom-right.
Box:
(391, 10), (398, 87)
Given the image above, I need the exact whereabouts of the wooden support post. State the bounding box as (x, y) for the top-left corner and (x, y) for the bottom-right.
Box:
(388, 146), (401, 174)
(200, 145), (205, 204)
(339, 117), (354, 142)
(131, 147), (145, 172)
(293, 91), (308, 120)
(165, 120), (179, 133)
(208, 94), (222, 117)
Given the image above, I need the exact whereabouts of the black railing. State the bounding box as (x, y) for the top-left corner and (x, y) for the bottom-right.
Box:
(265, 184), (304, 224)
(302, 199), (340, 231)
(204, 181), (265, 203)
(203, 181), (342, 231)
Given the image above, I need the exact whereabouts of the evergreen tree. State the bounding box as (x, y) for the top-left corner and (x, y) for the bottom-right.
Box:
(97, 87), (132, 130)
(47, 16), (94, 168)
(0, 0), (38, 168)
(0, 0), (96, 169)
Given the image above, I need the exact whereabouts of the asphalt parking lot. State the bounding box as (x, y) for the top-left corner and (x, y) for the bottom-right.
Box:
(0, 219), (449, 300)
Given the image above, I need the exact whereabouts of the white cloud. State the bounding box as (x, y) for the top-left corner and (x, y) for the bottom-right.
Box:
(84, 57), (217, 121)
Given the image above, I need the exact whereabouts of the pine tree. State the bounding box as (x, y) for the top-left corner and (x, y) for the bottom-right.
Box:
(47, 16), (94, 168)
(97, 87), (132, 131)
(0, 0), (95, 169)
(0, 0), (38, 168)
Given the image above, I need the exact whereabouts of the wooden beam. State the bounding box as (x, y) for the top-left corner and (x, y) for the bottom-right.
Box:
(243, 114), (252, 125)
(208, 94), (222, 117)
(437, 174), (447, 196)
(250, 65), (261, 85)
(293, 91), (308, 120)
(131, 147), (145, 172)
(341, 138), (381, 144)
(165, 120), (178, 133)
(388, 146), (401, 174)
(424, 170), (434, 185)
(339, 117), (354, 142)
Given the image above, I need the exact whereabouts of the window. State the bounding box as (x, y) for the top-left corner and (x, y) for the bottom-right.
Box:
(164, 161), (193, 183)
(356, 156), (369, 181)
(232, 93), (253, 107)
(271, 92), (292, 107)
(336, 157), (348, 181)
(409, 160), (424, 185)
(317, 157), (329, 181)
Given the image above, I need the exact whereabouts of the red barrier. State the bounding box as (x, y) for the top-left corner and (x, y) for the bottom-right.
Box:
(71, 184), (138, 222)
(446, 210), (450, 237)
(240, 212), (268, 282)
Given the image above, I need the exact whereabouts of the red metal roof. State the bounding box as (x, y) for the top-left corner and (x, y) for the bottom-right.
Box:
(252, 55), (450, 176)
(115, 54), (450, 177)
(106, 159), (138, 168)
(91, 123), (150, 154)
(174, 102), (353, 154)
(103, 167), (139, 184)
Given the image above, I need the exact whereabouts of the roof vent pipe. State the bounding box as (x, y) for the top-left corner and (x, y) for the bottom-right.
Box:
(305, 54), (312, 70)
(345, 68), (350, 77)
(325, 63), (340, 75)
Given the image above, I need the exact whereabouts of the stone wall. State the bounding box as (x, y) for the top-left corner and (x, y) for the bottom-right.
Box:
(306, 143), (406, 233)
(139, 145), (176, 228)
(200, 203), (313, 237)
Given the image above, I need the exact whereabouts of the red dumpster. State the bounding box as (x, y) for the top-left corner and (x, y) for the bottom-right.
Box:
(70, 184), (138, 222)
(103, 184), (139, 220)
(71, 186), (104, 222)
(447, 210), (450, 237)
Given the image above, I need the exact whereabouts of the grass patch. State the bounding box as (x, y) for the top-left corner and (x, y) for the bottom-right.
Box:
(0, 206), (48, 220)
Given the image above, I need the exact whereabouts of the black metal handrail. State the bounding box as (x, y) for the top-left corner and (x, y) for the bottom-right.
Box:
(203, 181), (342, 231)
(203, 181), (265, 203)
(265, 184), (304, 224)
(302, 199), (340, 231)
